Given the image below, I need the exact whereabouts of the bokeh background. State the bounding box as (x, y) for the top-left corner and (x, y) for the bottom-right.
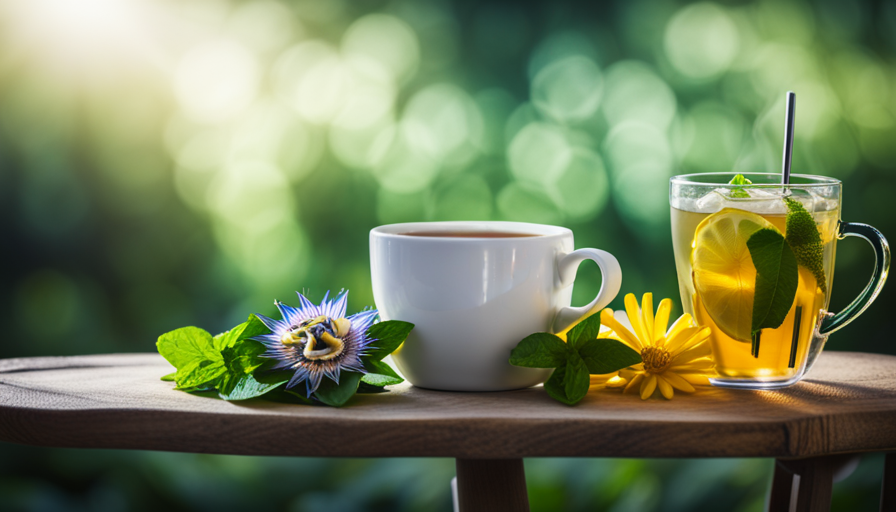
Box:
(1, 0), (894, 510)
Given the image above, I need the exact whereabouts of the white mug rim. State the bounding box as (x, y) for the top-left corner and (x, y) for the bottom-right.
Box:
(370, 221), (571, 242)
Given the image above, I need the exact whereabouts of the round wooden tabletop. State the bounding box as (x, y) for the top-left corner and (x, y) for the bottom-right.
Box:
(1, 352), (895, 459)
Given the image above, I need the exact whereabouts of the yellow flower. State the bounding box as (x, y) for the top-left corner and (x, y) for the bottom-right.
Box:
(600, 293), (714, 400)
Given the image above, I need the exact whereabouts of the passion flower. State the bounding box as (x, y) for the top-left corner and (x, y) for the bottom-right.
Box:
(253, 290), (378, 396)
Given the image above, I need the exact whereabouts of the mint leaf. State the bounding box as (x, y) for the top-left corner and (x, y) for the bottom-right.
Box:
(157, 326), (217, 370)
(509, 333), (570, 368)
(174, 359), (227, 389)
(156, 326), (229, 389)
(160, 372), (176, 382)
(361, 374), (403, 387)
(564, 353), (590, 403)
(362, 359), (404, 387)
(357, 382), (388, 394)
(784, 197), (827, 293)
(365, 320), (413, 361)
(314, 371), (363, 407)
(542, 356), (590, 406)
(218, 373), (283, 401)
(747, 228), (799, 336)
(729, 174), (752, 198)
(543, 364), (571, 404)
(213, 315), (269, 352)
(217, 340), (267, 395)
(577, 338), (642, 374)
(566, 312), (603, 348)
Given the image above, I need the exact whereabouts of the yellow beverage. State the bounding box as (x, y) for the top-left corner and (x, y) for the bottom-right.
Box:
(671, 205), (839, 382)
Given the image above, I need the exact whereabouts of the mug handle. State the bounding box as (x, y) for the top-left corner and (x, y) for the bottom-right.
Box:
(819, 222), (890, 335)
(553, 248), (623, 333)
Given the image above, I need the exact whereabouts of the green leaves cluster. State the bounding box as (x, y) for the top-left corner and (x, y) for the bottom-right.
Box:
(728, 173), (753, 198)
(745, 196), (827, 339)
(509, 313), (642, 405)
(784, 197), (827, 293)
(157, 315), (274, 398)
(156, 316), (413, 407)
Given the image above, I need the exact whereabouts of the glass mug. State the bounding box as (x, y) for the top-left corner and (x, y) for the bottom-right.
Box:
(670, 173), (890, 389)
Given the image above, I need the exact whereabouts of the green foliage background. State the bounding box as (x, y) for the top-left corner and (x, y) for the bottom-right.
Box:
(1, 0), (894, 509)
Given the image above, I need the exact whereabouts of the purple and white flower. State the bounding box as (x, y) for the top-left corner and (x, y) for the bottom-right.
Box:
(253, 290), (378, 396)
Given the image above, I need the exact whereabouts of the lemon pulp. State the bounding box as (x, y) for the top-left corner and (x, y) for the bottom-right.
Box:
(690, 208), (779, 342)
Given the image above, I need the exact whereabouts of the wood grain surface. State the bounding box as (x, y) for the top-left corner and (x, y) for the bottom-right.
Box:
(1, 352), (895, 459)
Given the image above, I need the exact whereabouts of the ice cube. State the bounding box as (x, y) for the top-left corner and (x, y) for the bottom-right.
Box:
(693, 190), (727, 212)
(733, 188), (788, 215)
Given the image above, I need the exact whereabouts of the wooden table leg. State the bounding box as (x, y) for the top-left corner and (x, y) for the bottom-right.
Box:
(772, 456), (839, 512)
(883, 452), (895, 512)
(769, 460), (797, 512)
(455, 458), (529, 512)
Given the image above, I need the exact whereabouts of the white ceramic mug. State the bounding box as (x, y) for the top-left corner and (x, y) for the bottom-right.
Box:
(369, 221), (622, 391)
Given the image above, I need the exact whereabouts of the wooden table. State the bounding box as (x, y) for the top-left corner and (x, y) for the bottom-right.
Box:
(1, 352), (895, 512)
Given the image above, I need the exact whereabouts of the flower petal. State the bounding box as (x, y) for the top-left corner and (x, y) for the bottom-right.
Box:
(640, 293), (655, 343)
(664, 313), (694, 345)
(624, 294), (648, 345)
(321, 290), (348, 318)
(305, 369), (324, 396)
(624, 373), (644, 394)
(680, 373), (712, 386)
(640, 374), (657, 400)
(618, 368), (638, 380)
(653, 298), (673, 345)
(276, 301), (307, 327)
(669, 358), (715, 372)
(670, 340), (713, 364)
(670, 327), (712, 356)
(255, 313), (288, 334)
(664, 326), (702, 354)
(347, 309), (378, 337)
(251, 333), (282, 346)
(600, 309), (642, 350)
(296, 292), (321, 317)
(661, 371), (696, 393)
(656, 375), (674, 399)
(605, 375), (628, 388)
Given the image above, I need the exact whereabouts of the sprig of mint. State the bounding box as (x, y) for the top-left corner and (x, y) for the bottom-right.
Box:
(157, 317), (413, 407)
(743, 196), (828, 343)
(728, 174), (753, 198)
(157, 315), (270, 394)
(509, 313), (642, 405)
(747, 228), (799, 337)
(784, 197), (827, 293)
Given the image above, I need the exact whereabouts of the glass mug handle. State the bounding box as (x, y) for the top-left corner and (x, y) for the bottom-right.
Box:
(553, 249), (623, 333)
(819, 222), (891, 335)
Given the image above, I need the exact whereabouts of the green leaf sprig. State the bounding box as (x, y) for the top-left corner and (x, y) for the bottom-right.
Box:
(728, 174), (753, 198)
(742, 195), (827, 351)
(509, 313), (642, 405)
(157, 317), (413, 407)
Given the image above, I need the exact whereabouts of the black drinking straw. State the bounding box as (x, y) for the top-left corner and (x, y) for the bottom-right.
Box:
(753, 93), (797, 360)
(789, 307), (802, 368)
(781, 91), (796, 185)
(781, 91), (800, 366)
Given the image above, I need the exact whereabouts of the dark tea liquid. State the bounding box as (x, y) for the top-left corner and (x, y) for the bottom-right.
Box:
(398, 231), (540, 238)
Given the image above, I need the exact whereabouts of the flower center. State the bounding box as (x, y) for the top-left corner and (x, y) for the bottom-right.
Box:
(280, 315), (352, 361)
(641, 346), (671, 374)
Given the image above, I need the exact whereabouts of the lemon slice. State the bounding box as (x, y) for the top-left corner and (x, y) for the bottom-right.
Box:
(691, 208), (779, 342)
